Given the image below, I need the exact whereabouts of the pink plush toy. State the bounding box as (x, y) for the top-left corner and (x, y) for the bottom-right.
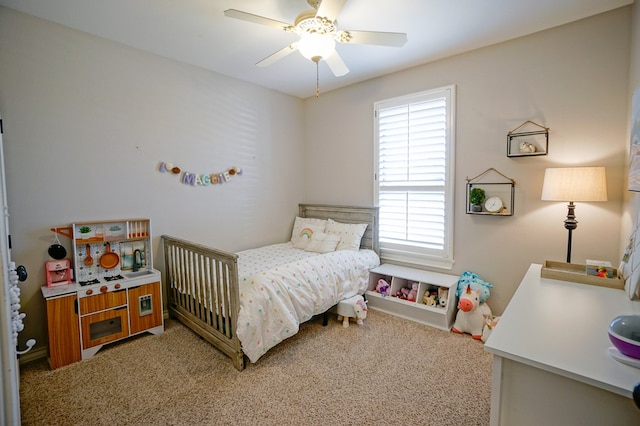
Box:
(376, 279), (390, 295)
(451, 284), (492, 340)
(394, 287), (410, 299)
(407, 283), (418, 302)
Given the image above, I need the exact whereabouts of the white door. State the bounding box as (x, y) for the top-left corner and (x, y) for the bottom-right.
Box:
(0, 116), (28, 426)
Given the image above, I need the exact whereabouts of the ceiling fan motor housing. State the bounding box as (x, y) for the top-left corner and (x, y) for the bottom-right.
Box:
(294, 10), (337, 37)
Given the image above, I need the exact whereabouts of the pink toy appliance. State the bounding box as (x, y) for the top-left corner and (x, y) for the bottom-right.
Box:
(46, 259), (73, 287)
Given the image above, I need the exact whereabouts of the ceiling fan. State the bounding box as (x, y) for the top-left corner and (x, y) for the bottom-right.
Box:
(224, 0), (408, 78)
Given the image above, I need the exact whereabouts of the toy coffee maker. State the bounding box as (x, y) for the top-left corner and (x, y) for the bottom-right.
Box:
(45, 259), (73, 287)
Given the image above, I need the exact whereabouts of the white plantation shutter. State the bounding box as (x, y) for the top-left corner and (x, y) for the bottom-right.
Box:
(374, 86), (455, 269)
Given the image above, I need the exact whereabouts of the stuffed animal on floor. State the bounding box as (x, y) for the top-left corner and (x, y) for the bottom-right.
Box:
(481, 316), (501, 343)
(452, 284), (492, 340)
(336, 295), (368, 328)
(456, 271), (493, 304)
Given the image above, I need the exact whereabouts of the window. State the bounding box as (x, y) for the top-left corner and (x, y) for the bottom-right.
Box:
(374, 85), (455, 269)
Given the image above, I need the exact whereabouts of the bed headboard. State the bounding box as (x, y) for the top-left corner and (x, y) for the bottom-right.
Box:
(299, 204), (379, 254)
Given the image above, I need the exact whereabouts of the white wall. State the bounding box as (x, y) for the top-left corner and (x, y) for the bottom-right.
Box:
(0, 7), (305, 353)
(304, 7), (631, 314)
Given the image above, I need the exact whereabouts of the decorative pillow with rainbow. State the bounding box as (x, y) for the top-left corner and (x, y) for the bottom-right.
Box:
(325, 218), (368, 251)
(304, 232), (341, 254)
(290, 217), (327, 249)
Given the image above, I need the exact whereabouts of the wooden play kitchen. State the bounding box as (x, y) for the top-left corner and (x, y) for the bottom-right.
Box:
(41, 218), (163, 369)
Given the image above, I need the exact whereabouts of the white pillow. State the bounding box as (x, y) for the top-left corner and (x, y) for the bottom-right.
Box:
(304, 232), (340, 254)
(290, 216), (327, 248)
(325, 218), (368, 251)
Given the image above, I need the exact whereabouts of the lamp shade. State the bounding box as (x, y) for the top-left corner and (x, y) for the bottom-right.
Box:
(541, 167), (608, 202)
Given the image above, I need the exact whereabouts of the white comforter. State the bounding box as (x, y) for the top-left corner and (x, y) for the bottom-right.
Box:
(235, 242), (380, 362)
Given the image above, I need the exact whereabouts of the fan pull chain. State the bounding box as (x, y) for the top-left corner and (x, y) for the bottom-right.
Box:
(315, 59), (320, 97)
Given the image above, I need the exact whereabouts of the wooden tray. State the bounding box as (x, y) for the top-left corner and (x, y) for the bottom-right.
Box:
(540, 260), (624, 290)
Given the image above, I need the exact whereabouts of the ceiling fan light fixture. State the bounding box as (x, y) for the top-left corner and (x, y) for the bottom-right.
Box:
(298, 33), (335, 61)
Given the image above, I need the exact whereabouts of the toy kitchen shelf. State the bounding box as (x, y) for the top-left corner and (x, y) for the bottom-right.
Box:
(42, 218), (163, 369)
(366, 264), (459, 330)
(71, 218), (151, 284)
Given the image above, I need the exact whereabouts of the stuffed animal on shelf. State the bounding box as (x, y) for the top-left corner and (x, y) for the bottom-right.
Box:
(376, 279), (390, 296)
(335, 295), (368, 328)
(452, 284), (492, 340)
(437, 287), (448, 308)
(407, 283), (418, 302)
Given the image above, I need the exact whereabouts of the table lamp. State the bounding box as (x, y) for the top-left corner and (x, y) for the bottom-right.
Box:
(541, 167), (607, 263)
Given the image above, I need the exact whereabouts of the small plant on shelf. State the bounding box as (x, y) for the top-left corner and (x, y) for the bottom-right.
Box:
(79, 226), (92, 239)
(469, 187), (486, 212)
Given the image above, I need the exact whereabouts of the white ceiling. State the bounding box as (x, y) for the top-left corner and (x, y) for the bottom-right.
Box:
(0, 0), (633, 98)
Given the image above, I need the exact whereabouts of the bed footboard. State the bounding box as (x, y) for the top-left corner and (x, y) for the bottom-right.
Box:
(162, 235), (245, 371)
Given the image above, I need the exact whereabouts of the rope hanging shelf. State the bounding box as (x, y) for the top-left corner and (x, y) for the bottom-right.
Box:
(465, 168), (515, 216)
(507, 120), (549, 157)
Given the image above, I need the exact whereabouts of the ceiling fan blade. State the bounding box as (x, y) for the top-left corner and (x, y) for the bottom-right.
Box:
(256, 43), (299, 67)
(324, 51), (349, 77)
(315, 0), (347, 22)
(224, 9), (292, 31)
(338, 30), (407, 47)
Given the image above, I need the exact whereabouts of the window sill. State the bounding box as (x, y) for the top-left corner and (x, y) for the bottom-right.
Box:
(380, 247), (454, 271)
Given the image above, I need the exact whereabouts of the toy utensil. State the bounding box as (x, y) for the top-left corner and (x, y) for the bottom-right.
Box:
(99, 242), (119, 269)
(84, 244), (93, 266)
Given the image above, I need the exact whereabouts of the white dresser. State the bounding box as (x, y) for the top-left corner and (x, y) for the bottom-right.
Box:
(484, 263), (640, 426)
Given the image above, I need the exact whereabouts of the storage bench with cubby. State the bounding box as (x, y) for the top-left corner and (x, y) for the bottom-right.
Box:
(366, 264), (459, 330)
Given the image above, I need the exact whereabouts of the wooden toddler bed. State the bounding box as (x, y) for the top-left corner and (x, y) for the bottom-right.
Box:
(162, 204), (379, 371)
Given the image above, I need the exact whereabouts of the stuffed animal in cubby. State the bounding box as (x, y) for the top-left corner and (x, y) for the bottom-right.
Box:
(437, 287), (448, 308)
(407, 283), (418, 302)
(376, 279), (390, 296)
(452, 284), (492, 340)
(422, 291), (437, 306)
(394, 287), (410, 299)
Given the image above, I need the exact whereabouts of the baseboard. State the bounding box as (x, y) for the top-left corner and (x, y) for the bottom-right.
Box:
(18, 346), (47, 366)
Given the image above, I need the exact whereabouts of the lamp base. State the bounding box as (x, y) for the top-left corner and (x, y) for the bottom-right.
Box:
(563, 201), (578, 263)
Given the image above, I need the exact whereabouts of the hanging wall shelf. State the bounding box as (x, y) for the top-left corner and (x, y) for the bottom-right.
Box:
(507, 120), (549, 157)
(466, 168), (515, 216)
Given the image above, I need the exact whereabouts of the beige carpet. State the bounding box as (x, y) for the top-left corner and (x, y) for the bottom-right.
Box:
(19, 310), (492, 425)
